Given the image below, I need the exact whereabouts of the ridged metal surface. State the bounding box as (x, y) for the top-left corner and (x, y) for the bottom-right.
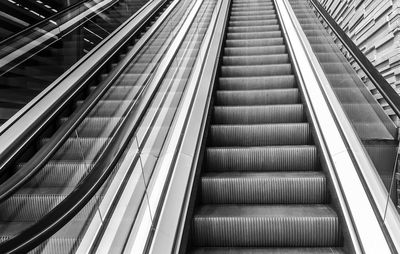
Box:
(213, 105), (305, 124)
(224, 46), (286, 57)
(189, 247), (345, 253)
(229, 13), (277, 22)
(219, 75), (295, 90)
(216, 89), (300, 106)
(60, 117), (122, 137)
(223, 54), (289, 66)
(76, 100), (131, 117)
(21, 162), (91, 187)
(209, 123), (311, 146)
(0, 192), (99, 221)
(201, 172), (327, 204)
(228, 25), (280, 33)
(206, 146), (319, 171)
(227, 31), (281, 40)
(41, 137), (110, 161)
(193, 205), (340, 247)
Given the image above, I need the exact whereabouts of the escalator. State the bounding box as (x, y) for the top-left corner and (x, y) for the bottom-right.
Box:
(0, 0), (197, 251)
(187, 0), (345, 252)
(0, 0), (151, 126)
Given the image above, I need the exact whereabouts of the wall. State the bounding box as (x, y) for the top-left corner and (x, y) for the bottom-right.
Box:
(319, 0), (400, 122)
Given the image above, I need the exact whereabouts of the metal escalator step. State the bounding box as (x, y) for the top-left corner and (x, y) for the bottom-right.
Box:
(225, 38), (284, 48)
(231, 7), (274, 12)
(216, 89), (299, 106)
(227, 31), (281, 40)
(0, 188), (99, 221)
(189, 247), (345, 253)
(228, 19), (278, 27)
(60, 117), (122, 137)
(0, 221), (86, 253)
(232, 2), (274, 7)
(223, 53), (290, 66)
(201, 172), (327, 204)
(231, 9), (274, 14)
(76, 100), (131, 117)
(224, 46), (286, 56)
(219, 75), (295, 90)
(206, 146), (319, 171)
(102, 86), (142, 100)
(228, 25), (280, 33)
(40, 137), (110, 161)
(230, 12), (276, 19)
(213, 105), (305, 124)
(231, 4), (274, 9)
(20, 161), (91, 187)
(221, 64), (292, 77)
(193, 205), (340, 247)
(209, 123), (311, 146)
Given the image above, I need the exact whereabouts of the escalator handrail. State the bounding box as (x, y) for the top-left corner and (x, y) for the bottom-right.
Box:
(0, 0), (197, 250)
(0, 0), (92, 46)
(0, 0), (168, 203)
(308, 0), (400, 119)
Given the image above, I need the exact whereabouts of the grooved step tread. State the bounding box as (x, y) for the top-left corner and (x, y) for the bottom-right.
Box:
(201, 172), (327, 204)
(216, 89), (300, 106)
(190, 247), (345, 253)
(209, 123), (311, 146)
(219, 75), (296, 90)
(193, 205), (340, 247)
(213, 104), (305, 124)
(206, 146), (319, 171)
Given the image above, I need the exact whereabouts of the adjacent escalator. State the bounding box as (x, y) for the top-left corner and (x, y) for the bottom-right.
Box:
(0, 0), (150, 126)
(187, 0), (346, 252)
(0, 0), (197, 251)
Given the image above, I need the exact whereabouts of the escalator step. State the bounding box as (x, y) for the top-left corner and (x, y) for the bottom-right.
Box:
(20, 161), (91, 187)
(193, 205), (340, 247)
(224, 46), (286, 56)
(227, 31), (281, 40)
(209, 123), (311, 146)
(216, 89), (299, 106)
(189, 247), (345, 254)
(0, 221), (86, 251)
(0, 188), (99, 221)
(225, 38), (284, 48)
(222, 54), (289, 65)
(60, 117), (121, 137)
(201, 172), (327, 204)
(229, 13), (277, 21)
(76, 100), (131, 117)
(219, 75), (295, 90)
(221, 64), (291, 77)
(228, 19), (278, 27)
(228, 25), (280, 33)
(213, 104), (305, 124)
(40, 137), (110, 161)
(206, 146), (319, 171)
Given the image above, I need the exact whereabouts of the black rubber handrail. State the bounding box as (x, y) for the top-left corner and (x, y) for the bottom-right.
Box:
(308, 0), (400, 118)
(0, 0), (93, 46)
(0, 0), (181, 251)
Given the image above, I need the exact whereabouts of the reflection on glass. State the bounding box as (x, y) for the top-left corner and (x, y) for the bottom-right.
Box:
(0, 0), (150, 126)
(288, 0), (399, 219)
(0, 0), (196, 250)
